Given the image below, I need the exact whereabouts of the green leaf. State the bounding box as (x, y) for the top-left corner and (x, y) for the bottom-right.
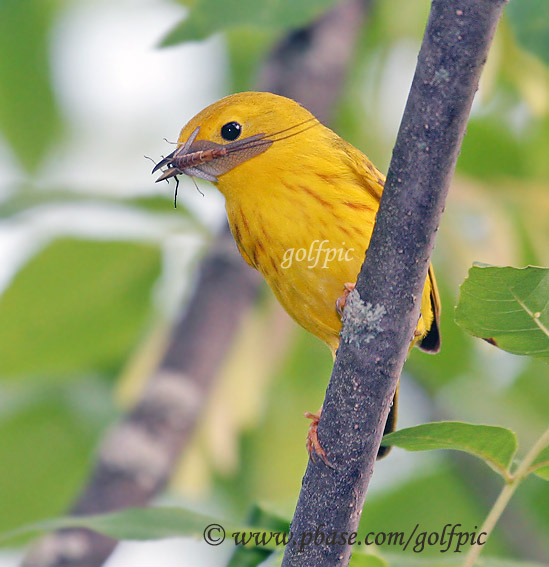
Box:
(455, 265), (549, 361)
(382, 422), (517, 477)
(507, 0), (549, 65)
(0, 0), (62, 171)
(1, 507), (220, 544)
(1, 506), (280, 549)
(529, 445), (549, 480)
(0, 238), (161, 380)
(162, 0), (339, 45)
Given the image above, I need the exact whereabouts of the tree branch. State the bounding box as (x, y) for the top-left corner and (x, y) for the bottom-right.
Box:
(282, 1), (507, 566)
(22, 1), (371, 566)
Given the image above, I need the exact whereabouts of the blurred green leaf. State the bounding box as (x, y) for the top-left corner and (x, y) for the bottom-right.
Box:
(455, 265), (549, 361)
(1, 506), (286, 549)
(0, 0), (61, 171)
(507, 0), (549, 64)
(1, 506), (220, 544)
(383, 422), (517, 477)
(0, 380), (115, 537)
(529, 445), (549, 480)
(0, 238), (161, 380)
(162, 0), (339, 45)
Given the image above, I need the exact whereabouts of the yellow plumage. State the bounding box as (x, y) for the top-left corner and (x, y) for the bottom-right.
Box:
(155, 91), (440, 456)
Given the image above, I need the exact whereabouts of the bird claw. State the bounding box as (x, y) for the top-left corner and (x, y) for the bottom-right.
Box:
(336, 282), (356, 318)
(305, 410), (335, 469)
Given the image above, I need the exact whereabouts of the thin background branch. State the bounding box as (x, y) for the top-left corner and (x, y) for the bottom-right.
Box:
(22, 1), (372, 566)
(282, 1), (507, 566)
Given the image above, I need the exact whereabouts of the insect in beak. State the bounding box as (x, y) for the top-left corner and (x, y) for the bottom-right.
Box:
(152, 127), (221, 182)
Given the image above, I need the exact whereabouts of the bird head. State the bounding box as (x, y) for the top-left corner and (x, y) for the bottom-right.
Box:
(153, 92), (321, 197)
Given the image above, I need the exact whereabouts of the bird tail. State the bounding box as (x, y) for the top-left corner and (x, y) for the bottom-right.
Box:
(418, 263), (441, 353)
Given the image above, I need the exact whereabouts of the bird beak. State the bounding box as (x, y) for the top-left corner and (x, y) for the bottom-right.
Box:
(152, 150), (178, 179)
(153, 126), (273, 185)
(152, 127), (221, 184)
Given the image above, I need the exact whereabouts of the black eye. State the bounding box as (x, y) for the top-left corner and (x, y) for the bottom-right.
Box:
(221, 121), (242, 141)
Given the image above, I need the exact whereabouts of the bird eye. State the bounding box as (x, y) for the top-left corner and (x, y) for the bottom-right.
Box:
(221, 121), (242, 141)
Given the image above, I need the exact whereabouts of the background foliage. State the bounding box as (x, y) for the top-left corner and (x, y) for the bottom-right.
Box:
(0, 0), (547, 566)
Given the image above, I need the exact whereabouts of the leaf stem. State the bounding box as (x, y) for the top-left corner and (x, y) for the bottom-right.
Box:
(463, 428), (549, 567)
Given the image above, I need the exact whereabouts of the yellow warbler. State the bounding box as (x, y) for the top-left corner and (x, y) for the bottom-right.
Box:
(154, 91), (440, 460)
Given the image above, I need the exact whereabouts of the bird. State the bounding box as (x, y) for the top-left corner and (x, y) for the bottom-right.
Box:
(153, 91), (440, 463)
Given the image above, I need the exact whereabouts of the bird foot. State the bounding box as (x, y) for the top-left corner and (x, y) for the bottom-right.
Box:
(336, 282), (356, 318)
(305, 410), (334, 468)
